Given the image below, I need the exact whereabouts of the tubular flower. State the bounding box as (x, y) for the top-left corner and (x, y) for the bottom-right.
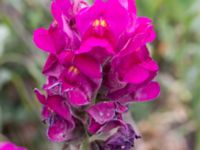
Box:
(34, 89), (76, 142)
(0, 141), (26, 150)
(33, 0), (160, 148)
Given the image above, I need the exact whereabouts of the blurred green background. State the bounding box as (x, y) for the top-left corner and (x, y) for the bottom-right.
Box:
(0, 0), (199, 149)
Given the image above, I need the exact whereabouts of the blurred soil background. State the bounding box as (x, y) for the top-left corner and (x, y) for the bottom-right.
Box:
(0, 0), (200, 149)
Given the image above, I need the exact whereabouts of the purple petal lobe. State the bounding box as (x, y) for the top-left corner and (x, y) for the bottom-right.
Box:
(42, 54), (64, 77)
(34, 88), (46, 104)
(47, 95), (74, 126)
(74, 54), (102, 79)
(140, 58), (159, 71)
(134, 81), (160, 102)
(33, 28), (56, 53)
(122, 65), (149, 84)
(67, 88), (90, 106)
(87, 102), (116, 124)
(76, 37), (114, 63)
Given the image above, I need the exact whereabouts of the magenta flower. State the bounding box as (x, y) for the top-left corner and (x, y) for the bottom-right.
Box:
(0, 141), (26, 150)
(33, 0), (85, 54)
(42, 51), (102, 106)
(76, 0), (129, 39)
(75, 0), (130, 64)
(33, 23), (67, 54)
(117, 17), (156, 57)
(33, 0), (160, 147)
(34, 89), (76, 142)
(102, 46), (160, 103)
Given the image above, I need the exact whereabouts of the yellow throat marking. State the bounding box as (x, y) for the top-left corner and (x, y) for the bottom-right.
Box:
(68, 66), (79, 74)
(92, 19), (107, 28)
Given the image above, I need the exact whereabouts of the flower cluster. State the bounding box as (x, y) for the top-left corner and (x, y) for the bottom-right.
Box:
(33, 0), (160, 149)
(0, 141), (26, 150)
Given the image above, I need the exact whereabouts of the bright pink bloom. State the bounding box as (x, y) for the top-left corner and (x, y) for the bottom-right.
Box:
(42, 51), (102, 106)
(75, 0), (130, 63)
(33, 0), (160, 147)
(101, 45), (160, 103)
(34, 89), (75, 142)
(0, 141), (26, 150)
(76, 0), (129, 39)
(33, 0), (84, 54)
(117, 17), (156, 57)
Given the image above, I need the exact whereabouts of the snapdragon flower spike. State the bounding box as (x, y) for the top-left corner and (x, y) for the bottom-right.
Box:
(0, 141), (26, 150)
(33, 0), (160, 146)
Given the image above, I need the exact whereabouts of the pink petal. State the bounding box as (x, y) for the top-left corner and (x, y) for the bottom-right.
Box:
(103, 0), (129, 38)
(87, 102), (116, 124)
(34, 89), (46, 104)
(42, 54), (57, 74)
(74, 54), (102, 79)
(67, 89), (90, 106)
(128, 0), (137, 14)
(42, 54), (64, 77)
(88, 118), (102, 134)
(47, 95), (74, 123)
(134, 81), (160, 102)
(58, 50), (75, 66)
(133, 17), (156, 44)
(140, 58), (159, 72)
(119, 0), (137, 14)
(76, 37), (115, 54)
(76, 4), (101, 37)
(122, 65), (150, 84)
(33, 28), (56, 53)
(51, 0), (73, 23)
(76, 0), (128, 39)
(76, 37), (114, 63)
